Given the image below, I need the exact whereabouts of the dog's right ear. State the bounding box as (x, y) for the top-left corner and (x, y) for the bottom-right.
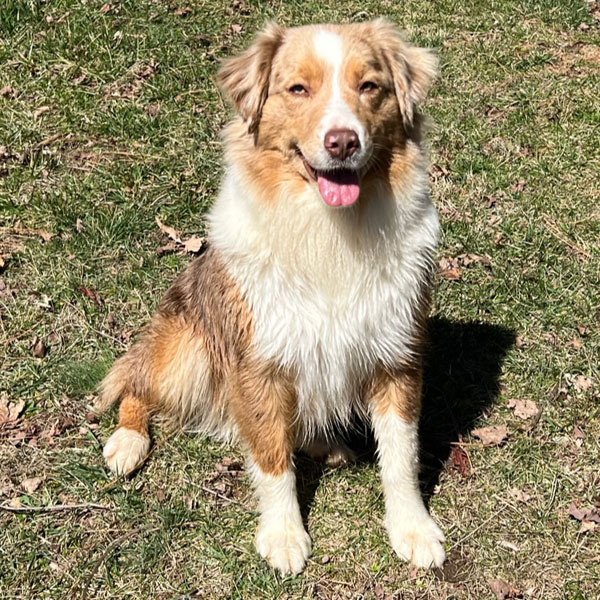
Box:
(217, 22), (285, 136)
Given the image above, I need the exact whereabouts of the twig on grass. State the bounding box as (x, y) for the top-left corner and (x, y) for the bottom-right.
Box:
(0, 502), (112, 514)
(542, 215), (592, 259)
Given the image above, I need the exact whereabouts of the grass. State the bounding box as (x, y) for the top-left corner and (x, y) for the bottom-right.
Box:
(1, 0), (599, 598)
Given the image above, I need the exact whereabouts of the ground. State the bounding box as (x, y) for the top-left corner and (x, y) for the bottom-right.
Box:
(1, 1), (599, 599)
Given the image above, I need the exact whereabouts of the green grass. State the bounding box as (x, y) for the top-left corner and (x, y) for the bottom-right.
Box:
(1, 1), (599, 598)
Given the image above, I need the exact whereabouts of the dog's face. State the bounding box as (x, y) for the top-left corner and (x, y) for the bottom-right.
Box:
(218, 20), (437, 207)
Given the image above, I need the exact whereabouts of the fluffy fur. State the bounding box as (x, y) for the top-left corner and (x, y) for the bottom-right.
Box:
(97, 19), (445, 574)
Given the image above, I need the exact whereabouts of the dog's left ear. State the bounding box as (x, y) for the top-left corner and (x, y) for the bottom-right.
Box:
(372, 19), (439, 128)
(217, 22), (285, 136)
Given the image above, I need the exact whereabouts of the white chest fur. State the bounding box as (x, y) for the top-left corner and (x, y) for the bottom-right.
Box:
(209, 162), (439, 440)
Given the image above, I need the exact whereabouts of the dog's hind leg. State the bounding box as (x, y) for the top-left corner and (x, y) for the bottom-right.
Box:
(103, 394), (151, 475)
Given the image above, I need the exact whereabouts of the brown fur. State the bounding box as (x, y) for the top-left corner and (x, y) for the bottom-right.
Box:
(98, 245), (254, 432)
(232, 358), (296, 475)
(117, 394), (150, 434)
(369, 367), (423, 423)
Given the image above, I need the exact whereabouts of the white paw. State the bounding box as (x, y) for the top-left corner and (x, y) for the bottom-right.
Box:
(103, 427), (150, 475)
(256, 517), (312, 575)
(387, 512), (446, 569)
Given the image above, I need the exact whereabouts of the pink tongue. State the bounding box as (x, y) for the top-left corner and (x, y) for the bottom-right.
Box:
(317, 170), (360, 207)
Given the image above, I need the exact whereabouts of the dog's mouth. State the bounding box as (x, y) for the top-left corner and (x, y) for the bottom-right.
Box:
(297, 150), (360, 207)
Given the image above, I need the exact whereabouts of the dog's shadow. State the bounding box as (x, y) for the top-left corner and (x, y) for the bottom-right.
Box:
(296, 316), (515, 521)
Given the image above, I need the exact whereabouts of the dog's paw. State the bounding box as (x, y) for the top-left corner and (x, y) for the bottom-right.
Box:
(324, 444), (356, 468)
(387, 512), (446, 569)
(103, 427), (150, 475)
(303, 439), (355, 468)
(256, 518), (312, 575)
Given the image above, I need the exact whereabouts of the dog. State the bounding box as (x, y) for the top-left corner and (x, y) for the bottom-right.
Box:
(97, 19), (444, 574)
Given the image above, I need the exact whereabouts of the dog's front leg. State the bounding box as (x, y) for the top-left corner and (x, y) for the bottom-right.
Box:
(233, 359), (310, 574)
(370, 367), (446, 568)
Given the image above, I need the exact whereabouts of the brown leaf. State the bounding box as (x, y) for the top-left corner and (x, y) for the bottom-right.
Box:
(77, 286), (103, 306)
(155, 217), (181, 244)
(75, 217), (83, 233)
(572, 425), (586, 440)
(438, 257), (462, 280)
(580, 520), (598, 533)
(568, 501), (600, 523)
(515, 335), (526, 349)
(0, 396), (25, 426)
(21, 477), (43, 494)
(472, 425), (507, 446)
(509, 488), (531, 503)
(99, 3), (112, 13)
(31, 337), (47, 358)
(145, 103), (160, 117)
(507, 398), (539, 419)
(33, 106), (50, 119)
(573, 375), (593, 392)
(0, 85), (16, 98)
(39, 230), (54, 242)
(448, 445), (471, 478)
(183, 236), (206, 254)
(488, 578), (521, 599)
(577, 324), (589, 336)
(174, 6), (192, 16)
(513, 180), (526, 193)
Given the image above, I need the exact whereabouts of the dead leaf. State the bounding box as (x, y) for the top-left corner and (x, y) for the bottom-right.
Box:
(77, 286), (103, 306)
(573, 375), (593, 392)
(515, 335), (526, 349)
(577, 324), (589, 336)
(509, 488), (531, 503)
(488, 214), (503, 227)
(31, 337), (47, 358)
(21, 477), (43, 494)
(39, 231), (54, 242)
(472, 425), (507, 446)
(513, 180), (526, 193)
(174, 6), (192, 16)
(438, 257), (462, 280)
(488, 578), (521, 599)
(231, 23), (243, 35)
(572, 425), (586, 440)
(33, 106), (50, 119)
(183, 236), (206, 254)
(0, 396), (25, 426)
(448, 445), (471, 478)
(507, 398), (539, 419)
(580, 520), (598, 533)
(155, 217), (181, 244)
(76, 217), (83, 233)
(0, 85), (16, 98)
(145, 103), (160, 117)
(99, 3), (112, 13)
(568, 501), (600, 524)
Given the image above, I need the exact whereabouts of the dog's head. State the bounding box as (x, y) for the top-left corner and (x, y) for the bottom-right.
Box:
(218, 20), (438, 208)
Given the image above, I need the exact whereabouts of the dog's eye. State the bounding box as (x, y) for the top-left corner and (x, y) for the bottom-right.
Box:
(360, 81), (378, 93)
(289, 84), (308, 96)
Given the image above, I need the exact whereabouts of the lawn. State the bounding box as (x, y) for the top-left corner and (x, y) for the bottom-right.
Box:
(1, 0), (599, 598)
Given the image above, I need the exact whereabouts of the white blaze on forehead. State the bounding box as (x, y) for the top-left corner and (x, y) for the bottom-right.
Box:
(312, 29), (364, 147)
(313, 29), (344, 63)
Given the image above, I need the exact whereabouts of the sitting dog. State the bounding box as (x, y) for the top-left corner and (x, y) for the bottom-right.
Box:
(97, 19), (445, 574)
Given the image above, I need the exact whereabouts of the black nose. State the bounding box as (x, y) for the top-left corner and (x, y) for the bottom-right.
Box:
(324, 128), (360, 160)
